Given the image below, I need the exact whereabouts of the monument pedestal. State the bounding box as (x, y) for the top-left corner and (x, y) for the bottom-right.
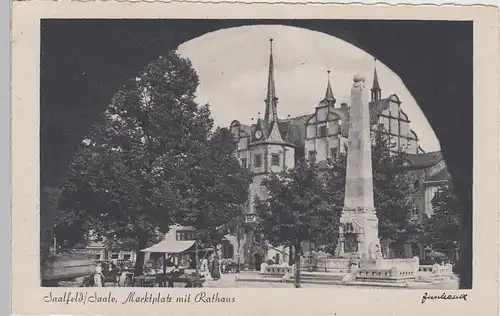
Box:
(337, 208), (382, 261)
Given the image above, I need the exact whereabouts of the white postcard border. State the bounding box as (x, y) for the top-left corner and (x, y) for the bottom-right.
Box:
(11, 2), (499, 315)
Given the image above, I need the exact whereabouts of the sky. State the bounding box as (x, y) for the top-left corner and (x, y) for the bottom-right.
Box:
(178, 25), (440, 152)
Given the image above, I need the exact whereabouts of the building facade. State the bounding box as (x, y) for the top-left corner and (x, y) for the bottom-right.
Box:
(86, 238), (137, 262)
(228, 39), (438, 268)
(402, 151), (452, 224)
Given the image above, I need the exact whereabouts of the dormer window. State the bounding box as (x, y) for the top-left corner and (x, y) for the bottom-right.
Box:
(271, 154), (280, 166)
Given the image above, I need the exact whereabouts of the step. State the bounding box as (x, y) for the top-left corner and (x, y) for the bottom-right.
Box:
(345, 281), (412, 288)
(236, 276), (343, 286)
(237, 276), (287, 283)
(300, 276), (345, 282)
(296, 279), (343, 286)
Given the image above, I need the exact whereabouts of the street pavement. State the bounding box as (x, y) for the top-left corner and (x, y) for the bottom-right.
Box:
(204, 271), (459, 289)
(57, 271), (459, 289)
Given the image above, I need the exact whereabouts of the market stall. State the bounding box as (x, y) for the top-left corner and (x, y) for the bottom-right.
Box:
(139, 231), (214, 287)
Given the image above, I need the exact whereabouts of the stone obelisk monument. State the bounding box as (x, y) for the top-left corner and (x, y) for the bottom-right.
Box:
(339, 74), (381, 261)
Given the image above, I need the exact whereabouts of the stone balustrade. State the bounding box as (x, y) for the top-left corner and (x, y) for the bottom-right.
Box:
(362, 257), (419, 273)
(260, 263), (293, 276)
(418, 263), (453, 275)
(355, 267), (416, 283)
(415, 263), (455, 283)
(431, 263), (454, 275)
(301, 257), (351, 272)
(418, 265), (434, 273)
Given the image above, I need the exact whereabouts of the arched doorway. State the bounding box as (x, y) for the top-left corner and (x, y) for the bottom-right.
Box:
(254, 253), (262, 271)
(39, 20), (473, 289)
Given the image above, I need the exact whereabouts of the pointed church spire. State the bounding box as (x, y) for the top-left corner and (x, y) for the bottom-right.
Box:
(318, 70), (336, 107)
(371, 58), (382, 102)
(324, 70), (336, 103)
(264, 38), (278, 125)
(261, 38), (283, 142)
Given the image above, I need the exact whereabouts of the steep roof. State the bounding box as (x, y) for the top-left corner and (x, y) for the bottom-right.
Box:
(278, 114), (310, 146)
(369, 98), (391, 125)
(404, 150), (443, 168)
(372, 66), (381, 91)
(238, 95), (401, 148)
(318, 70), (336, 107)
(426, 167), (451, 182)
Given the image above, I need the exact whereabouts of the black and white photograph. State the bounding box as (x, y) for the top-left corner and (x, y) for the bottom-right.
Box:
(38, 19), (474, 290)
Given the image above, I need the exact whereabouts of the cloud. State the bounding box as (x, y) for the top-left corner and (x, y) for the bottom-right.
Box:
(179, 25), (440, 152)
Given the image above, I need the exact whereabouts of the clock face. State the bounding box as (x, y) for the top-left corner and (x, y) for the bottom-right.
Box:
(255, 130), (262, 139)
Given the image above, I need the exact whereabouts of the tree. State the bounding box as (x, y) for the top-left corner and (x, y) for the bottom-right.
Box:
(371, 125), (420, 255)
(321, 124), (420, 257)
(172, 127), (252, 251)
(319, 148), (347, 254)
(56, 50), (215, 274)
(424, 183), (460, 257)
(255, 159), (341, 288)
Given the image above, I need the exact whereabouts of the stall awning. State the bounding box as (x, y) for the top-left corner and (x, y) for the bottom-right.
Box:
(141, 240), (195, 254)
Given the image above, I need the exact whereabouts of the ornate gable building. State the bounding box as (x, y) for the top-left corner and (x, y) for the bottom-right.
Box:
(228, 40), (428, 269)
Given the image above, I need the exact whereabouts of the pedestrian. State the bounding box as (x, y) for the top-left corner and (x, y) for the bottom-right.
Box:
(210, 255), (221, 280)
(221, 260), (226, 274)
(201, 257), (208, 272)
(94, 263), (104, 287)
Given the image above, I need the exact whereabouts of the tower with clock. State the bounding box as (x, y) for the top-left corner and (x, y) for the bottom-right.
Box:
(231, 39), (296, 269)
(247, 39), (296, 215)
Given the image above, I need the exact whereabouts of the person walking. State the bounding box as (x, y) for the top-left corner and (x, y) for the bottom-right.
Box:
(221, 260), (226, 274)
(94, 263), (104, 287)
(210, 255), (221, 281)
(201, 258), (208, 272)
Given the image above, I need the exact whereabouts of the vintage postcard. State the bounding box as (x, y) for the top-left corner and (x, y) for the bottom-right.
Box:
(10, 1), (499, 316)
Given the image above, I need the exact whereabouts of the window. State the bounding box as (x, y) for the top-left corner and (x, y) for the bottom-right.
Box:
(176, 230), (195, 241)
(123, 254), (131, 261)
(308, 150), (317, 161)
(111, 254), (119, 259)
(271, 154), (280, 166)
(330, 147), (338, 159)
(95, 254), (101, 260)
(319, 126), (327, 137)
(254, 154), (262, 168)
(241, 158), (247, 168)
(254, 234), (261, 243)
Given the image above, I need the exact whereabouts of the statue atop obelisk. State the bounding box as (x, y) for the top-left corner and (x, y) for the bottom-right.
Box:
(338, 74), (381, 261)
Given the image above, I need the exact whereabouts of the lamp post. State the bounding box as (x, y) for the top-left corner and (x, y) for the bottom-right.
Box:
(236, 216), (241, 273)
(194, 239), (200, 287)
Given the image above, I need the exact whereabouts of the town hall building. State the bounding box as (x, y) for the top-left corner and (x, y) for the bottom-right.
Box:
(226, 39), (440, 270)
